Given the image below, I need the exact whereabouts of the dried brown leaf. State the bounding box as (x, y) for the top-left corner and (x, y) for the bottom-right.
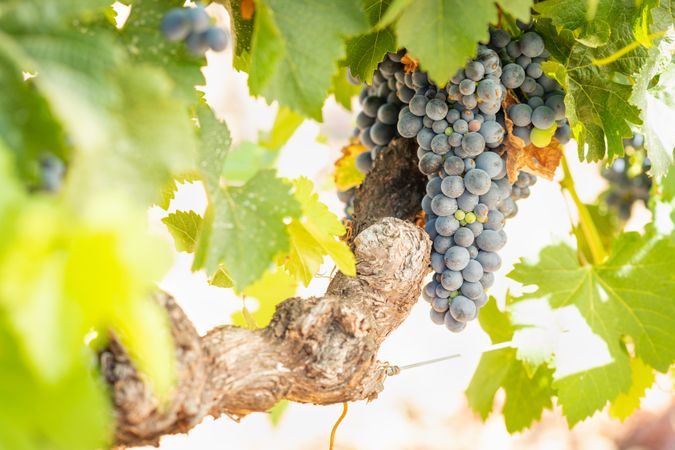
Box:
(502, 90), (563, 183)
(401, 54), (419, 73)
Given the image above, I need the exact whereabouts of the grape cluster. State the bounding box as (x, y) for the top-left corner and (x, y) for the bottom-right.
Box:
(160, 5), (229, 56)
(338, 27), (565, 333)
(353, 50), (408, 174)
(397, 28), (563, 332)
(602, 134), (651, 221)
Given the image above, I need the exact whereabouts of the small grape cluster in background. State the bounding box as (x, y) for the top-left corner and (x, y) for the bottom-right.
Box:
(601, 134), (651, 221)
(160, 5), (229, 56)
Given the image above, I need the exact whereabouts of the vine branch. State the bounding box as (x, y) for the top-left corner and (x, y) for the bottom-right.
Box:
(102, 138), (429, 447)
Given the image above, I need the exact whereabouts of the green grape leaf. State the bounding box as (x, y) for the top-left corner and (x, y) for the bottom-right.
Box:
(330, 66), (362, 111)
(231, 268), (298, 327)
(282, 177), (355, 286)
(344, 0), (397, 84)
(209, 266), (234, 288)
(267, 399), (290, 426)
(248, 0), (369, 119)
(259, 107), (304, 150)
(466, 299), (555, 433)
(509, 232), (675, 424)
(193, 106), (299, 289)
(222, 141), (277, 184)
(118, 0), (205, 102)
(2, 28), (197, 207)
(0, 59), (67, 180)
(609, 357), (655, 421)
(162, 210), (203, 253)
(537, 18), (642, 161)
(378, 0), (531, 85)
(222, 0), (255, 71)
(630, 34), (675, 176)
(195, 105), (232, 193)
(0, 0), (111, 29)
(194, 170), (301, 289)
(0, 318), (112, 450)
(156, 173), (200, 210)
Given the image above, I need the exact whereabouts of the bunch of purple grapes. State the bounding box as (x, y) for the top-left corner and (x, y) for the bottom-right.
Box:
(353, 50), (408, 174)
(160, 5), (229, 56)
(338, 26), (568, 332)
(396, 27), (566, 332)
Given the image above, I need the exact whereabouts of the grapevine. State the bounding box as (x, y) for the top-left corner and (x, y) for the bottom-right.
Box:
(0, 1), (673, 448)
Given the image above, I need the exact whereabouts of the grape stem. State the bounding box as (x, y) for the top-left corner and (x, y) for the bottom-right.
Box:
(559, 153), (608, 265)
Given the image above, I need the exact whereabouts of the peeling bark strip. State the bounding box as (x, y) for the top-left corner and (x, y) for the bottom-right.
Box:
(102, 139), (430, 447)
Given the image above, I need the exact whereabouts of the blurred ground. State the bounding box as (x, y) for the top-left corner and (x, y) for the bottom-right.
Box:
(138, 5), (674, 450)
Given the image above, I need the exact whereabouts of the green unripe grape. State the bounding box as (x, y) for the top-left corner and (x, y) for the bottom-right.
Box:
(531, 123), (557, 148)
(465, 212), (477, 224)
(460, 219), (467, 226)
(444, 127), (453, 136)
(454, 210), (466, 220)
(450, 290), (459, 298)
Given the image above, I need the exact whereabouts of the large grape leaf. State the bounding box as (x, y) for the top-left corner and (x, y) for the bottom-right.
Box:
(378, 0), (532, 85)
(248, 0), (369, 119)
(344, 0), (397, 83)
(0, 319), (112, 450)
(509, 232), (675, 424)
(194, 170), (301, 289)
(0, 27), (197, 207)
(466, 299), (556, 433)
(538, 24), (641, 161)
(191, 107), (301, 289)
(282, 177), (355, 286)
(116, 0), (205, 102)
(630, 30), (675, 176)
(0, 55), (67, 181)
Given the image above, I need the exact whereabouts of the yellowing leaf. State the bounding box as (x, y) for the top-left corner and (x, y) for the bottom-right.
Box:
(609, 357), (655, 421)
(283, 177), (355, 286)
(260, 107), (304, 150)
(334, 142), (368, 191)
(209, 266), (234, 288)
(162, 210), (202, 253)
(231, 269), (298, 328)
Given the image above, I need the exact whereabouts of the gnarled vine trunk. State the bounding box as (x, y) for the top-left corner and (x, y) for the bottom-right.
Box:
(101, 138), (429, 447)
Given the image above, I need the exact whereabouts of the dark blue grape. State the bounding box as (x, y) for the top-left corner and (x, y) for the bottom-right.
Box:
(398, 112), (423, 138)
(418, 152), (442, 174)
(449, 296), (477, 322)
(444, 311), (467, 332)
(436, 216), (460, 236)
(462, 259), (484, 282)
(161, 8), (191, 41)
(520, 32), (544, 57)
(206, 27), (229, 52)
(370, 122), (396, 146)
(501, 63), (525, 89)
(355, 151), (373, 173)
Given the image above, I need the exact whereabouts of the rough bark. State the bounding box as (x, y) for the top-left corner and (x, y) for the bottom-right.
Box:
(102, 138), (429, 447)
